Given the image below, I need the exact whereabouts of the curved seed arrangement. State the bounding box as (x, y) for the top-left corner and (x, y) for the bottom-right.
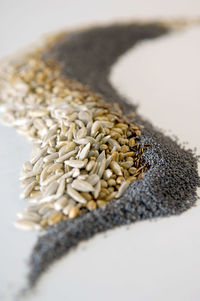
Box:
(0, 49), (147, 230)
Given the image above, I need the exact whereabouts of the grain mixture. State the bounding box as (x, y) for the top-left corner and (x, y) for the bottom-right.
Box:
(0, 50), (147, 230)
(0, 22), (199, 291)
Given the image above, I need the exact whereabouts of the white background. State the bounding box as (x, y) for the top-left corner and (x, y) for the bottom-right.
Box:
(0, 1), (200, 301)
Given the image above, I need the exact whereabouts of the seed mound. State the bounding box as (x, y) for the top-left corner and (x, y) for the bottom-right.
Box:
(0, 22), (199, 292)
(0, 51), (147, 230)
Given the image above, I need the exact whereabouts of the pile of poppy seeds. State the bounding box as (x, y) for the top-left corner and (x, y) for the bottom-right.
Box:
(0, 22), (199, 290)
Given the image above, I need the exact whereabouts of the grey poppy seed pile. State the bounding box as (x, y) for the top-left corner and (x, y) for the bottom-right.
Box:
(0, 21), (199, 291)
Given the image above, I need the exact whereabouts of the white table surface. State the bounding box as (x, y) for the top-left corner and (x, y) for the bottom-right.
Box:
(0, 1), (200, 300)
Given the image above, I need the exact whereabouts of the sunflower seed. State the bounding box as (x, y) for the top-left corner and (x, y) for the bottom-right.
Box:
(23, 161), (33, 171)
(105, 155), (112, 168)
(43, 152), (59, 163)
(14, 219), (41, 230)
(38, 205), (52, 216)
(87, 174), (100, 186)
(67, 184), (87, 204)
(91, 120), (101, 137)
(74, 138), (90, 145)
(65, 160), (84, 168)
(97, 150), (105, 162)
(76, 127), (87, 139)
(92, 180), (101, 199)
(29, 109), (49, 118)
(40, 164), (51, 182)
(47, 163), (63, 173)
(56, 178), (66, 198)
(79, 142), (90, 160)
(75, 120), (85, 128)
(33, 157), (43, 173)
(86, 160), (95, 171)
(56, 149), (77, 162)
(44, 181), (59, 196)
(39, 194), (58, 204)
(115, 181), (130, 198)
(72, 179), (94, 192)
(58, 170), (74, 182)
(72, 168), (80, 178)
(78, 111), (91, 123)
(20, 180), (37, 199)
(98, 158), (106, 178)
(63, 200), (75, 215)
(17, 212), (41, 223)
(20, 170), (37, 181)
(25, 204), (42, 213)
(41, 173), (61, 187)
(54, 196), (68, 211)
